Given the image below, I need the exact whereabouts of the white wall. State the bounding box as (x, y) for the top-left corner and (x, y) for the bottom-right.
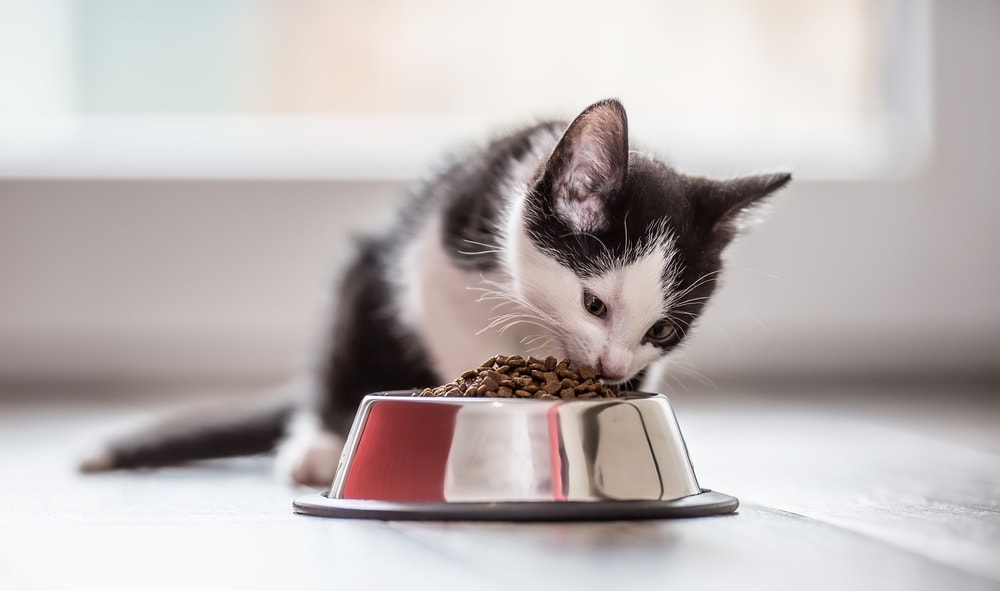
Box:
(1, 1), (997, 385)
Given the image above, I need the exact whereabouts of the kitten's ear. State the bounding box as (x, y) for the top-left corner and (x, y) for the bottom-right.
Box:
(707, 172), (792, 234)
(536, 99), (630, 232)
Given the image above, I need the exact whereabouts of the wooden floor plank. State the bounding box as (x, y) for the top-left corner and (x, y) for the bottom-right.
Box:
(1, 382), (997, 590)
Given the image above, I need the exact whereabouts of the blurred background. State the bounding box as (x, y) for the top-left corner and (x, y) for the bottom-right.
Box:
(0, 0), (996, 392)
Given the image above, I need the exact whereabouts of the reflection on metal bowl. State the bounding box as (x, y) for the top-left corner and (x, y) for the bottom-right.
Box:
(294, 392), (738, 521)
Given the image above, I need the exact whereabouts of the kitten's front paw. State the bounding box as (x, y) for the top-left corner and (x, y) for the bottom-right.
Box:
(290, 433), (344, 488)
(275, 411), (345, 488)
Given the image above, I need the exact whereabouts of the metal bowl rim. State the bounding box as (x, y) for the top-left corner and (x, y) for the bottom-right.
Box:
(293, 489), (739, 521)
(366, 390), (663, 404)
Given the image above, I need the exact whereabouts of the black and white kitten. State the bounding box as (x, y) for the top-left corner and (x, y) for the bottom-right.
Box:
(82, 99), (790, 486)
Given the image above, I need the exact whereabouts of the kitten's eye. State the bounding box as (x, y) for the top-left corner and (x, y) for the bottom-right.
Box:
(582, 291), (607, 318)
(645, 320), (677, 344)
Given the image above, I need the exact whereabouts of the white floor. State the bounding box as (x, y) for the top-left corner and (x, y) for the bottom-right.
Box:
(1, 380), (998, 591)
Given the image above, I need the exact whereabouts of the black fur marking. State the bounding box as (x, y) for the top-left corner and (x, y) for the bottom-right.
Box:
(317, 237), (440, 434)
(525, 156), (693, 279)
(102, 398), (294, 470)
(437, 122), (563, 273)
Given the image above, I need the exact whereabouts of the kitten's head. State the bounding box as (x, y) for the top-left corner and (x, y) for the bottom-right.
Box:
(512, 99), (790, 383)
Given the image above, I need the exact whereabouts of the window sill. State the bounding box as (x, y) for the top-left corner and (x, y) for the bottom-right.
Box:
(0, 112), (929, 182)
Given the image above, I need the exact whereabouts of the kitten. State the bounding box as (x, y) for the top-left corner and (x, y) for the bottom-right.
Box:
(81, 99), (790, 487)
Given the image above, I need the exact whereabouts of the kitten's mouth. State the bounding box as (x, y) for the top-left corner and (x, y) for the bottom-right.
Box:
(599, 375), (633, 386)
(564, 357), (632, 385)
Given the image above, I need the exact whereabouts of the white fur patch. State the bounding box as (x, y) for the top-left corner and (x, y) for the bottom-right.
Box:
(392, 217), (534, 380)
(275, 410), (344, 488)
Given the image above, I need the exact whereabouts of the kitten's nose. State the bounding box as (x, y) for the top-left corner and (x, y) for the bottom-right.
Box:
(597, 359), (627, 382)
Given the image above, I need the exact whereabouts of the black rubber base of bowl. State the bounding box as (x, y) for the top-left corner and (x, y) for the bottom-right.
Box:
(293, 490), (739, 522)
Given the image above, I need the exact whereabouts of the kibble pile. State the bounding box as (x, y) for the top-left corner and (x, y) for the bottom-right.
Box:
(415, 355), (623, 399)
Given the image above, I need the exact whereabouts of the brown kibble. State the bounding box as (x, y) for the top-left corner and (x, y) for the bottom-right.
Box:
(413, 356), (625, 400)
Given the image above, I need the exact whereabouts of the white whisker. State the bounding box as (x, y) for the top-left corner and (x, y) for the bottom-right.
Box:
(665, 355), (718, 391)
(713, 324), (740, 362)
(524, 337), (552, 355)
(738, 304), (771, 332)
(671, 295), (715, 308)
(470, 278), (564, 350)
(462, 238), (500, 250)
(668, 270), (723, 306)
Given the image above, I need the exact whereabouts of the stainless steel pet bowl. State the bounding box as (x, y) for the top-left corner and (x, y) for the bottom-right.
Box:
(293, 392), (737, 521)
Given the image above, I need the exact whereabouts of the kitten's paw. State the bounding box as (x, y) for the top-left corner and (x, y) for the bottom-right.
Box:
(275, 410), (344, 488)
(290, 433), (344, 488)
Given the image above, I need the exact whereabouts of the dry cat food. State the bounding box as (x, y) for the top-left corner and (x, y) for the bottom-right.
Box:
(415, 355), (623, 400)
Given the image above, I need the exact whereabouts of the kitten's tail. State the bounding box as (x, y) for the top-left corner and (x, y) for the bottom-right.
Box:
(79, 396), (296, 473)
